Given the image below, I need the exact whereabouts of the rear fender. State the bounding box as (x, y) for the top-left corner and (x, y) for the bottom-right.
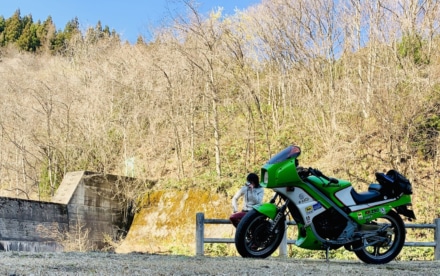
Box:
(253, 203), (277, 219)
(395, 204), (416, 220)
(391, 194), (416, 220)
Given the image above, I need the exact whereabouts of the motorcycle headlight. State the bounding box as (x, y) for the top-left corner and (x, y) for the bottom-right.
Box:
(263, 171), (269, 184)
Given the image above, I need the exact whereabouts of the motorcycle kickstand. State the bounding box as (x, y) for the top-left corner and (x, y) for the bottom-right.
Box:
(325, 246), (330, 262)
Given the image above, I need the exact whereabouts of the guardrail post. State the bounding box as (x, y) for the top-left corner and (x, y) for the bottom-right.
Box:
(196, 212), (205, 256)
(434, 218), (440, 260)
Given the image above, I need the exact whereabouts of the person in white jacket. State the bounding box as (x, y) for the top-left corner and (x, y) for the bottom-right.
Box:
(229, 173), (264, 227)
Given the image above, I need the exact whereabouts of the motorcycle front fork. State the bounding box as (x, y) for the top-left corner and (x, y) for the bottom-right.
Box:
(269, 193), (290, 232)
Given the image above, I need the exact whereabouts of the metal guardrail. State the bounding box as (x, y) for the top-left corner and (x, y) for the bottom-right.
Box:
(195, 212), (440, 260)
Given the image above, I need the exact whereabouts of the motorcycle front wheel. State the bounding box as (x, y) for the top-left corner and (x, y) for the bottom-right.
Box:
(234, 209), (285, 258)
(353, 210), (405, 264)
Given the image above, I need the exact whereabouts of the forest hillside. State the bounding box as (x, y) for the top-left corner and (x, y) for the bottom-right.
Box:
(0, 0), (439, 255)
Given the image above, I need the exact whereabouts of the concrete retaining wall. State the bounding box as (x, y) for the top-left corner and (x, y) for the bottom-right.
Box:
(0, 171), (135, 252)
(0, 197), (68, 251)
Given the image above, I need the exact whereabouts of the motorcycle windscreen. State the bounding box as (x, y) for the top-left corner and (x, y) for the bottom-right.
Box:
(261, 145), (302, 188)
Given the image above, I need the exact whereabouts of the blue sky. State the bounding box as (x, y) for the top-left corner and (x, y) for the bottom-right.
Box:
(1, 0), (261, 43)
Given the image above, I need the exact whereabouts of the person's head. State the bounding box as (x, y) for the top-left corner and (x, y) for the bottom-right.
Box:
(246, 173), (260, 188)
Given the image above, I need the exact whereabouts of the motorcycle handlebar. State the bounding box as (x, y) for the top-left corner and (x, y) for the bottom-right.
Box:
(308, 167), (323, 177)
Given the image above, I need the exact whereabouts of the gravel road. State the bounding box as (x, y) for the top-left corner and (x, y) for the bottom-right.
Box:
(0, 251), (439, 275)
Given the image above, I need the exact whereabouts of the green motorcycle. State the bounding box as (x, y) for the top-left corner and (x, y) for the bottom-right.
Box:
(234, 145), (415, 264)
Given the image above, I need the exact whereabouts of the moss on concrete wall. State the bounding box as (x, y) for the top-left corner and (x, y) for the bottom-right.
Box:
(117, 189), (235, 254)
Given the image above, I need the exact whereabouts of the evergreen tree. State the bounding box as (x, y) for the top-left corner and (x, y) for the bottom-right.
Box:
(0, 15), (5, 33)
(29, 23), (41, 51)
(16, 15), (40, 51)
(16, 20), (32, 50)
(4, 9), (23, 43)
(37, 16), (56, 52)
(96, 20), (103, 33)
(0, 16), (6, 46)
(0, 12), (119, 53)
(103, 25), (111, 37)
(86, 20), (102, 42)
(64, 17), (80, 40)
(50, 17), (80, 54)
(50, 31), (67, 54)
(136, 35), (145, 45)
(111, 29), (118, 39)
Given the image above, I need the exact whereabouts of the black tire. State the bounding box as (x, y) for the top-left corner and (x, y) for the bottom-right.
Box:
(354, 210), (405, 264)
(234, 209), (285, 258)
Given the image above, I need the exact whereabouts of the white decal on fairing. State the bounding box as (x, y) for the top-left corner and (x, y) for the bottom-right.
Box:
(335, 187), (356, 206)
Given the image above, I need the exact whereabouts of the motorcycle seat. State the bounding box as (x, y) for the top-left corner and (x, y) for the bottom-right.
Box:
(368, 183), (382, 192)
(350, 188), (381, 204)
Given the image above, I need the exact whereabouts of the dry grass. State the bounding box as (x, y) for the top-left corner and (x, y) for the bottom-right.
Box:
(0, 251), (438, 275)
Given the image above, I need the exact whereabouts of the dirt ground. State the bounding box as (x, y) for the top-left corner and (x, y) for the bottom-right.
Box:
(0, 251), (439, 275)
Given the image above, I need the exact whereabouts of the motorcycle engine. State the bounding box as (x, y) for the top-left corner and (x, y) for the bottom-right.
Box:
(313, 208), (347, 240)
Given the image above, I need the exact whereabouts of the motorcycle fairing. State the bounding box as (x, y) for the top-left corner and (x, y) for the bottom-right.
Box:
(274, 187), (327, 225)
(349, 198), (396, 212)
(334, 186), (357, 206)
(348, 194), (414, 223)
(260, 145), (302, 188)
(295, 222), (324, 250)
(307, 176), (351, 207)
(348, 205), (392, 224)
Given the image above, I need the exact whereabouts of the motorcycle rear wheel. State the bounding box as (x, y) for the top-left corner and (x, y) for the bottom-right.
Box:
(234, 209), (285, 258)
(353, 210), (405, 264)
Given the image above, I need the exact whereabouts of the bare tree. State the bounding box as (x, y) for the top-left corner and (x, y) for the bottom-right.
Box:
(166, 1), (227, 177)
